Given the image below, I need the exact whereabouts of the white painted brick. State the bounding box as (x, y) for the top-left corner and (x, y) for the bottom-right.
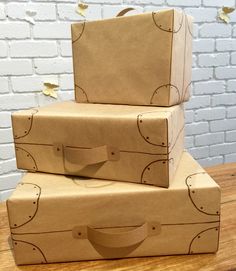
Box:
(195, 107), (225, 121)
(58, 4), (102, 21)
(0, 4), (5, 20)
(203, 0), (235, 7)
(87, 0), (122, 3)
(35, 58), (73, 75)
(36, 93), (60, 107)
(193, 39), (215, 53)
(224, 153), (236, 163)
(185, 96), (211, 110)
(11, 75), (59, 93)
(0, 189), (14, 202)
(0, 94), (38, 110)
(185, 110), (194, 123)
(37, 90), (73, 106)
(10, 41), (58, 58)
(6, 3), (56, 21)
(0, 112), (11, 128)
(167, 0), (201, 6)
(228, 10), (236, 23)
(34, 0), (76, 2)
(185, 136), (194, 148)
(184, 8), (217, 22)
(192, 68), (213, 82)
(11, 76), (42, 93)
(210, 119), (236, 132)
(0, 60), (32, 76)
(0, 41), (7, 57)
(227, 106), (236, 118)
(0, 22), (30, 39)
(231, 52), (236, 65)
(189, 146), (209, 159)
(0, 77), (9, 94)
(227, 80), (236, 92)
(198, 53), (229, 67)
(194, 81), (225, 95)
(195, 132), (224, 147)
(33, 23), (71, 39)
(198, 156), (223, 167)
(215, 67), (236, 79)
(0, 129), (13, 144)
(212, 94), (236, 106)
(60, 41), (72, 57)
(192, 55), (197, 68)
(216, 39), (236, 51)
(233, 26), (236, 37)
(200, 23), (231, 38)
(210, 142), (236, 156)
(185, 122), (209, 136)
(226, 130), (236, 142)
(0, 144), (15, 160)
(59, 74), (74, 90)
(127, 0), (164, 5)
(57, 90), (74, 101)
(103, 5), (143, 19)
(0, 173), (22, 190)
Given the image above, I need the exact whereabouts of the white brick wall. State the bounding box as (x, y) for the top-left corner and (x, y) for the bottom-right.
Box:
(0, 0), (236, 201)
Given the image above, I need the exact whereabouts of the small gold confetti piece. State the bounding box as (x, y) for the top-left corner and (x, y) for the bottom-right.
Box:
(218, 7), (235, 23)
(222, 7), (235, 14)
(76, 2), (88, 17)
(42, 83), (59, 99)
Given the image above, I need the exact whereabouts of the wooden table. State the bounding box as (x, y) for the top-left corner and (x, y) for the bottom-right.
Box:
(0, 163), (236, 271)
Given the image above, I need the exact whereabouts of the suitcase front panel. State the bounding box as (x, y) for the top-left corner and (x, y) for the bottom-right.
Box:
(72, 10), (192, 106)
(12, 102), (184, 187)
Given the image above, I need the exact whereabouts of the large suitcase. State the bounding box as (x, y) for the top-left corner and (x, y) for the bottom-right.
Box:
(7, 152), (221, 265)
(12, 101), (184, 188)
(71, 9), (193, 106)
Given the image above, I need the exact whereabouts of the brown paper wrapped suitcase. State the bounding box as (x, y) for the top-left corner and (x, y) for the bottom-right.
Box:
(7, 152), (220, 265)
(11, 101), (184, 188)
(71, 9), (193, 106)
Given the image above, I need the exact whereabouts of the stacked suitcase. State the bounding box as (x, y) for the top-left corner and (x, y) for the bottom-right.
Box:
(7, 9), (221, 265)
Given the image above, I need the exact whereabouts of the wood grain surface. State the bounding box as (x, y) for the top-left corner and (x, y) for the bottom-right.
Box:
(0, 163), (236, 271)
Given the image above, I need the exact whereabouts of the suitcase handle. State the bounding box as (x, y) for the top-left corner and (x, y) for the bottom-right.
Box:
(72, 222), (161, 248)
(116, 8), (135, 17)
(63, 145), (120, 166)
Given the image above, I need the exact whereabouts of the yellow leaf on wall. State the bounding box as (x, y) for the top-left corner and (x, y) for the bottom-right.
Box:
(218, 6), (235, 23)
(42, 83), (59, 99)
(222, 7), (235, 14)
(76, 2), (88, 17)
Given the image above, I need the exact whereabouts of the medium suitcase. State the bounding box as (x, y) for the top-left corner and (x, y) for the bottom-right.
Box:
(12, 101), (184, 187)
(7, 152), (220, 265)
(71, 9), (193, 106)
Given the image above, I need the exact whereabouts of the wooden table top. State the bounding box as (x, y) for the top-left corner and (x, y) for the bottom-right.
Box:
(0, 163), (236, 271)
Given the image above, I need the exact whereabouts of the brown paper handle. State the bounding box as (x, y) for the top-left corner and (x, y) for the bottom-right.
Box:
(63, 145), (120, 166)
(87, 223), (148, 248)
(116, 8), (135, 17)
(73, 222), (161, 248)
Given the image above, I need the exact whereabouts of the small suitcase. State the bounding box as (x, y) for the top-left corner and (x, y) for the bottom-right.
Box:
(71, 9), (193, 106)
(12, 101), (184, 187)
(7, 152), (220, 265)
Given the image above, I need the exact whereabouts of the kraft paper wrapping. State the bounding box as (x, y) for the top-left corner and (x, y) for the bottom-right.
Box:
(7, 152), (220, 265)
(72, 9), (193, 106)
(12, 101), (184, 188)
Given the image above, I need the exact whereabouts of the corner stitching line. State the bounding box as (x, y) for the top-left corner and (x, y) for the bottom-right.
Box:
(14, 109), (38, 140)
(10, 182), (41, 229)
(185, 172), (221, 216)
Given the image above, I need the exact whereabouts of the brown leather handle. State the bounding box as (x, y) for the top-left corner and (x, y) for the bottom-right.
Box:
(72, 222), (161, 248)
(63, 145), (120, 166)
(116, 8), (135, 17)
